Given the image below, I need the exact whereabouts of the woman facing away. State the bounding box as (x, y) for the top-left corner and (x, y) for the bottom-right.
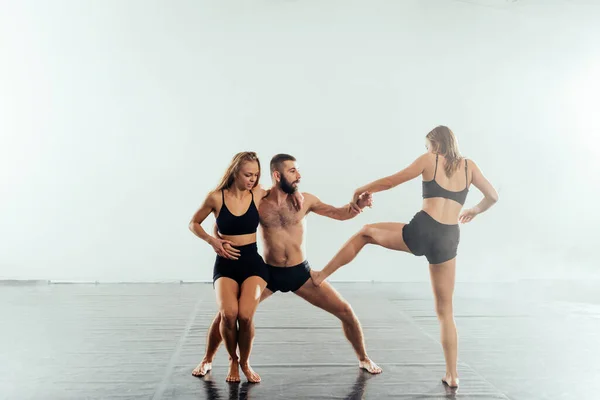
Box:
(310, 126), (499, 388)
(188, 151), (302, 383)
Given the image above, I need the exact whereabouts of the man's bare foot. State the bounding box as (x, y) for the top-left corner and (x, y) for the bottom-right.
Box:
(310, 269), (325, 286)
(226, 359), (241, 382)
(191, 359), (212, 377)
(359, 358), (383, 374)
(240, 362), (261, 383)
(442, 375), (459, 388)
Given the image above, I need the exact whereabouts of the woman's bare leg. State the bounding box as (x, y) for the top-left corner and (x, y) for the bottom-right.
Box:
(192, 289), (273, 377)
(237, 276), (268, 383)
(430, 258), (459, 388)
(311, 222), (411, 285)
(214, 277), (241, 382)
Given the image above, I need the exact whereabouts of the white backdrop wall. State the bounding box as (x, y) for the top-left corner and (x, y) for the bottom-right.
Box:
(1, 0), (599, 282)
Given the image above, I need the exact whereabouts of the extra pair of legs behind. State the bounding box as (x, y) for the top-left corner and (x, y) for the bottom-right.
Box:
(195, 259), (382, 381)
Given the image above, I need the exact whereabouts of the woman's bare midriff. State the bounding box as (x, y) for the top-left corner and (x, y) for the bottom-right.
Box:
(422, 198), (463, 225)
(220, 232), (258, 247)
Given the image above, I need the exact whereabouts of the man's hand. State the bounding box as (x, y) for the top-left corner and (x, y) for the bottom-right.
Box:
(352, 188), (371, 206)
(209, 237), (235, 259)
(346, 191), (371, 215)
(356, 191), (373, 209)
(212, 227), (241, 260)
(222, 242), (241, 260)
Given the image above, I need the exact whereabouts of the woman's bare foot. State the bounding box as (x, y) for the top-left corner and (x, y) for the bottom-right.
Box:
(226, 359), (241, 382)
(191, 359), (212, 377)
(310, 269), (325, 286)
(359, 358), (383, 374)
(442, 375), (459, 388)
(240, 362), (261, 383)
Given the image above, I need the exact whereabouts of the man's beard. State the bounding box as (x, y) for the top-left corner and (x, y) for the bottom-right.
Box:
(280, 175), (298, 194)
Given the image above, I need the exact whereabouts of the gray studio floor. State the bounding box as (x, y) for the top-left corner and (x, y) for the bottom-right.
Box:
(1, 280), (599, 400)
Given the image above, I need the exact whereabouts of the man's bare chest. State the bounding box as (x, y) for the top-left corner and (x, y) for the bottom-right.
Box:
(259, 202), (304, 229)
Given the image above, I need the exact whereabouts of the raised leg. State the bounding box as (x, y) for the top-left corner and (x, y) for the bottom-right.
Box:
(312, 222), (411, 285)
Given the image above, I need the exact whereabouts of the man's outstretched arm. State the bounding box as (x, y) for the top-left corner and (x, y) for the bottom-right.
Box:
(304, 192), (372, 221)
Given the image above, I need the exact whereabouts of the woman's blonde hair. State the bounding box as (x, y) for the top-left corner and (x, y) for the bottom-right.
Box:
(426, 125), (463, 177)
(214, 151), (261, 191)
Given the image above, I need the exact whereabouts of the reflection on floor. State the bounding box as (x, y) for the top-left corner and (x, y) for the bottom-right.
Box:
(1, 280), (598, 399)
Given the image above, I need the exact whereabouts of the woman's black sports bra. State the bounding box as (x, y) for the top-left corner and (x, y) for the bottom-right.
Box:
(215, 190), (259, 235)
(422, 154), (469, 205)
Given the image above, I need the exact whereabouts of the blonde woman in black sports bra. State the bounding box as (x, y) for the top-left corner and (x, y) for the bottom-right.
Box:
(310, 126), (499, 388)
(189, 151), (303, 383)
